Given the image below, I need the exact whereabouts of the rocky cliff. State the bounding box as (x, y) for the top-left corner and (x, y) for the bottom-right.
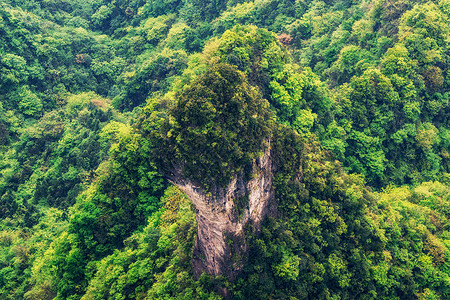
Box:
(167, 141), (275, 280)
(151, 64), (275, 283)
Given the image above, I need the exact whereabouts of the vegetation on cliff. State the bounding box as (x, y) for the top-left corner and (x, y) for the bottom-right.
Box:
(148, 63), (272, 190)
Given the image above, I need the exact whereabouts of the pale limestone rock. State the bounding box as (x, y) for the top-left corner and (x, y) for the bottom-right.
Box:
(167, 142), (275, 279)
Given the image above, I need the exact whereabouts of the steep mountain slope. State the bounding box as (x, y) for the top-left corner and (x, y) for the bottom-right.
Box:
(0, 0), (449, 299)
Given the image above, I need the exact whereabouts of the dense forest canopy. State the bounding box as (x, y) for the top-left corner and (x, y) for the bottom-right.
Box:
(0, 0), (449, 299)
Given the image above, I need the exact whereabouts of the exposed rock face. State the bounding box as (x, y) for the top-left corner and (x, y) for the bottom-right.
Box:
(168, 142), (275, 280)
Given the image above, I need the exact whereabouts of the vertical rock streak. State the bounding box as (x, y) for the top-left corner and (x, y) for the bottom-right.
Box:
(168, 142), (274, 279)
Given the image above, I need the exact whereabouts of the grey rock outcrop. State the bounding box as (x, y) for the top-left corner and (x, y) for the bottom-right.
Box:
(167, 141), (275, 280)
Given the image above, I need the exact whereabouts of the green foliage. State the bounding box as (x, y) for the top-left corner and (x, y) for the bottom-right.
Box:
(399, 2), (450, 65)
(113, 48), (188, 110)
(216, 25), (287, 77)
(212, 2), (257, 35)
(21, 122), (166, 299)
(328, 45), (374, 85)
(79, 185), (219, 300)
(269, 64), (329, 133)
(370, 182), (450, 299)
(1, 0), (450, 299)
(232, 131), (381, 298)
(14, 87), (43, 117)
(0, 207), (68, 300)
(274, 254), (300, 281)
(152, 63), (272, 189)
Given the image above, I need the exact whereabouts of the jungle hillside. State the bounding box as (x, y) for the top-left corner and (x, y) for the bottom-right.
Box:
(0, 0), (450, 299)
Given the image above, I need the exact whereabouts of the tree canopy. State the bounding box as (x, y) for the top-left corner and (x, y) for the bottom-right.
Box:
(0, 0), (449, 299)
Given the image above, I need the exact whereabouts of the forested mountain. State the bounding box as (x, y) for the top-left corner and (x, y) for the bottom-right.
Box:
(0, 0), (449, 299)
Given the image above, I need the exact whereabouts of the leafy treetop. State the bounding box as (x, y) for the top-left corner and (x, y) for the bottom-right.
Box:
(152, 63), (273, 190)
